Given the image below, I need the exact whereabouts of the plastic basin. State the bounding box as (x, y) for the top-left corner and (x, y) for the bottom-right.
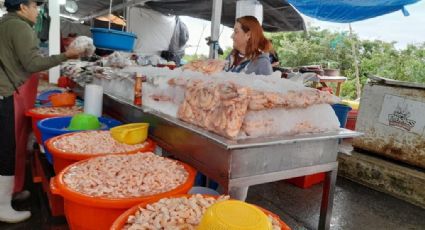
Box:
(198, 200), (271, 230)
(286, 172), (325, 189)
(188, 186), (220, 196)
(110, 194), (291, 230)
(331, 103), (352, 128)
(346, 109), (358, 130)
(91, 28), (137, 52)
(110, 123), (149, 145)
(26, 107), (82, 144)
(50, 154), (196, 230)
(37, 89), (63, 104)
(68, 113), (101, 131)
(46, 133), (155, 174)
(342, 99), (360, 110)
(37, 116), (121, 164)
(49, 92), (76, 107)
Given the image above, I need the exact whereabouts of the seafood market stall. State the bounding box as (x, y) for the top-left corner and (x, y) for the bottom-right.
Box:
(74, 81), (361, 230)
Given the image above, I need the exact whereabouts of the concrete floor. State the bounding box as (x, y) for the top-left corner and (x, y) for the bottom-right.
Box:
(246, 177), (425, 230)
(0, 176), (424, 230)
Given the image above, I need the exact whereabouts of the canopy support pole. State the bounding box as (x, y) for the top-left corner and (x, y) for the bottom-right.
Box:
(48, 0), (60, 83)
(209, 0), (222, 59)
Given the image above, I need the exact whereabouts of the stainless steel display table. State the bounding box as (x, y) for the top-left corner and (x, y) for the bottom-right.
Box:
(98, 92), (361, 230)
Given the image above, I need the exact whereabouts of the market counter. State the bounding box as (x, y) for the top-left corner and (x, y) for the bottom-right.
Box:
(79, 89), (361, 230)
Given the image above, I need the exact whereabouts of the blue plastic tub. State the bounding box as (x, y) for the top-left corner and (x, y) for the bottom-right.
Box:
(188, 186), (220, 196)
(37, 89), (63, 104)
(37, 116), (121, 164)
(195, 172), (219, 190)
(91, 28), (137, 52)
(331, 104), (352, 128)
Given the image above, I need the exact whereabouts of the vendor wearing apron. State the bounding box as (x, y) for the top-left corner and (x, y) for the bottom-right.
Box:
(225, 16), (273, 76)
(0, 0), (82, 223)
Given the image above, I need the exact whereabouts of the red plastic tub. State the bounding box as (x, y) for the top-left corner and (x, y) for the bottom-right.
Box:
(25, 106), (83, 144)
(110, 194), (291, 230)
(50, 154), (196, 230)
(46, 133), (156, 174)
(345, 109), (358, 131)
(286, 172), (325, 189)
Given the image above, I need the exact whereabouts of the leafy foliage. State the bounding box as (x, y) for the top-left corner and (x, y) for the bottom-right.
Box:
(266, 27), (425, 99)
(183, 54), (208, 63)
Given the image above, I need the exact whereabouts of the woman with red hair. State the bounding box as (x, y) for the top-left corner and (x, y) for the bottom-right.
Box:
(225, 16), (273, 75)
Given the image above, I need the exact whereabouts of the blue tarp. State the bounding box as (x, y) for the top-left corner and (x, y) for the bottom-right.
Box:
(287, 0), (421, 23)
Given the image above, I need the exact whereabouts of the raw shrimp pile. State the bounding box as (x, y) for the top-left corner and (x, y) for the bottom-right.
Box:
(123, 194), (283, 230)
(182, 59), (225, 74)
(63, 153), (189, 198)
(247, 88), (337, 111)
(29, 106), (82, 115)
(171, 73), (340, 138)
(177, 80), (249, 138)
(52, 131), (148, 154)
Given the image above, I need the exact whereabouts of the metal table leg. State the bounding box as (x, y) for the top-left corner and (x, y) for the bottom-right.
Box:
(229, 186), (249, 201)
(318, 166), (338, 230)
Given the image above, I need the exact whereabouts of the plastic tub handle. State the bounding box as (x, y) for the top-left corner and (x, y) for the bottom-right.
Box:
(50, 177), (61, 195)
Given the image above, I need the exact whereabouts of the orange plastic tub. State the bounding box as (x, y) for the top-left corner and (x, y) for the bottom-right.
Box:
(25, 106), (82, 144)
(111, 194), (291, 230)
(49, 92), (77, 107)
(50, 154), (196, 230)
(257, 206), (291, 230)
(45, 134), (156, 174)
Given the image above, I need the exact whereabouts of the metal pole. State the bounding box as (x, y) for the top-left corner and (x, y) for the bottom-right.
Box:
(318, 166), (338, 230)
(108, 0), (113, 30)
(349, 23), (361, 99)
(209, 0), (222, 59)
(48, 0), (60, 83)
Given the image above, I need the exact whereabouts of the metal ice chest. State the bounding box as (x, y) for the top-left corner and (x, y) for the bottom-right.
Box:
(353, 76), (425, 168)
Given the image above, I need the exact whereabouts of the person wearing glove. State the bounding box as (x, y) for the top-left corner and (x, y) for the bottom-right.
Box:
(0, 0), (83, 223)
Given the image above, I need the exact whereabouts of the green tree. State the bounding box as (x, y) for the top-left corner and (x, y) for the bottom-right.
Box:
(266, 27), (425, 99)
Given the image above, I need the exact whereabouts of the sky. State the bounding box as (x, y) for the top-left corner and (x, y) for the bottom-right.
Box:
(181, 0), (425, 56)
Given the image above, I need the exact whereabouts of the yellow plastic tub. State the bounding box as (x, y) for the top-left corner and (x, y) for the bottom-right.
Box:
(341, 99), (360, 110)
(110, 123), (149, 145)
(198, 200), (272, 230)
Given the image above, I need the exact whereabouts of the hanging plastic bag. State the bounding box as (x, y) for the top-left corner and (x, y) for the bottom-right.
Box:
(68, 36), (96, 57)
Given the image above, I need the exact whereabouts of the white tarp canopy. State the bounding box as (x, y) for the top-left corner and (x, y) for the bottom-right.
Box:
(58, 0), (305, 58)
(59, 0), (305, 32)
(127, 7), (176, 56)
